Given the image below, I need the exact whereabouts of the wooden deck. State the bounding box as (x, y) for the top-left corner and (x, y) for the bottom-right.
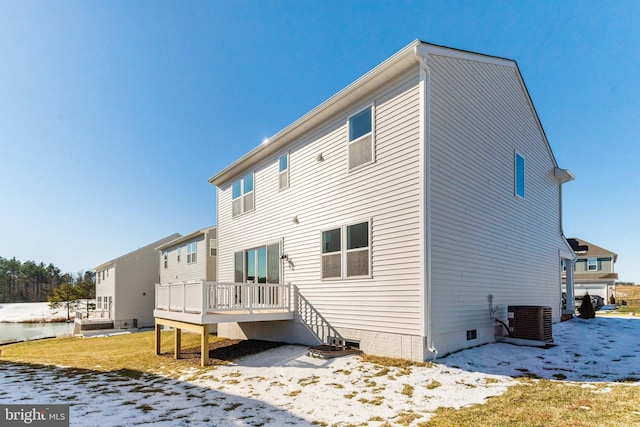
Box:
(154, 281), (294, 366)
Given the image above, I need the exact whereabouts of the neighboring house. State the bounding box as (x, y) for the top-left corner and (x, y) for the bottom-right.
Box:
(155, 40), (576, 363)
(562, 238), (618, 305)
(95, 233), (180, 329)
(156, 226), (218, 284)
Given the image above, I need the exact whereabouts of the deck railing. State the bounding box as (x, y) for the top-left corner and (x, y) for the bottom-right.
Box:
(155, 280), (291, 315)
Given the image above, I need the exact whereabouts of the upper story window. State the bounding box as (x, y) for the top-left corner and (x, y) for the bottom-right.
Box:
(177, 247), (181, 263)
(322, 220), (370, 279)
(210, 239), (217, 257)
(587, 258), (598, 271)
(232, 173), (255, 217)
(187, 242), (197, 264)
(97, 271), (101, 284)
(278, 153), (289, 190)
(163, 252), (168, 269)
(515, 152), (525, 198)
(348, 106), (374, 171)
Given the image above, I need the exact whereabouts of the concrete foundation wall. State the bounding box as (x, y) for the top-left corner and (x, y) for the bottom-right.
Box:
(217, 320), (426, 362)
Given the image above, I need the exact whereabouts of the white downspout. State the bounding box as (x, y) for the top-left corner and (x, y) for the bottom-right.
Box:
(415, 45), (437, 360)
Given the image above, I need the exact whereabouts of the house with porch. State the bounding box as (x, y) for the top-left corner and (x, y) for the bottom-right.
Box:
(92, 233), (180, 330)
(154, 40), (576, 364)
(563, 238), (618, 306)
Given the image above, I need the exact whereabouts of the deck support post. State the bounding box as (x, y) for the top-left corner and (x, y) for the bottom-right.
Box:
(154, 317), (213, 367)
(155, 321), (161, 355)
(201, 324), (209, 367)
(174, 327), (182, 359)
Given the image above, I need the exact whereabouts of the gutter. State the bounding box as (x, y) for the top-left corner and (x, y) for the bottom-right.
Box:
(414, 44), (438, 360)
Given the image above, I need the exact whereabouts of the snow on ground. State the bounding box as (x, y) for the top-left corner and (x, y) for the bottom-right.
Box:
(443, 316), (640, 382)
(0, 302), (69, 322)
(1, 315), (639, 426)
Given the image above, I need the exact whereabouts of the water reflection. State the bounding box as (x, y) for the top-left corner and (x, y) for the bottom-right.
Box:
(0, 322), (74, 344)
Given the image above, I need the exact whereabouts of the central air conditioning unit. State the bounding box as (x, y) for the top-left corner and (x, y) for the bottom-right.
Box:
(507, 305), (553, 343)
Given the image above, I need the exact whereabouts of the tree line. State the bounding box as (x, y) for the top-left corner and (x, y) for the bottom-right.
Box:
(0, 256), (95, 303)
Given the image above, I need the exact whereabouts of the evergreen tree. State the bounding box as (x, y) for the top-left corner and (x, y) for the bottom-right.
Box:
(578, 292), (596, 319)
(48, 283), (79, 321)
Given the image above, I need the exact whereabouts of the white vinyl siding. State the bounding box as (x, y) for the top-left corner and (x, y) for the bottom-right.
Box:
(428, 53), (565, 355)
(216, 66), (422, 336)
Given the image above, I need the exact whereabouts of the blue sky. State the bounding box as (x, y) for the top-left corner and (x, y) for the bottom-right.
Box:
(1, 1), (638, 282)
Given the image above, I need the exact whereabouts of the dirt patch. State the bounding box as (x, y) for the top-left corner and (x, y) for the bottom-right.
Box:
(161, 339), (285, 365)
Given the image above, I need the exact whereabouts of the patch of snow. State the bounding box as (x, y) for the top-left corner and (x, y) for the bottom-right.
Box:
(0, 302), (68, 322)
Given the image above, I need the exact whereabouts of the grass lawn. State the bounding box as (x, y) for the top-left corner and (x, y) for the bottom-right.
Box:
(0, 330), (220, 376)
(1, 331), (640, 426)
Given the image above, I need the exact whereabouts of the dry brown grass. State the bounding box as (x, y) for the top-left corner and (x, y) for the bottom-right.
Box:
(421, 379), (640, 426)
(0, 330), (223, 377)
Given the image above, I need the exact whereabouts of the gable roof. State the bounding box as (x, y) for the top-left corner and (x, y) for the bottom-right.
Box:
(156, 226), (216, 251)
(568, 238), (618, 262)
(208, 40), (560, 187)
(94, 233), (181, 271)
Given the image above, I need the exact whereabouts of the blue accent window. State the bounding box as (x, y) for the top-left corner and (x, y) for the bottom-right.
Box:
(515, 153), (525, 198)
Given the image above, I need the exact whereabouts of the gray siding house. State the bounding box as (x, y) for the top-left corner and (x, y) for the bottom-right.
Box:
(156, 40), (576, 362)
(157, 226), (217, 284)
(95, 233), (180, 328)
(563, 238), (618, 305)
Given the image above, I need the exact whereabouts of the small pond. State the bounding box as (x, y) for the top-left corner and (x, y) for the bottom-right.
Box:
(0, 322), (74, 344)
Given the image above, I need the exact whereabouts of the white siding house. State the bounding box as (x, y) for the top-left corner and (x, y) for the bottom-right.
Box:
(95, 233), (180, 328)
(160, 40), (576, 362)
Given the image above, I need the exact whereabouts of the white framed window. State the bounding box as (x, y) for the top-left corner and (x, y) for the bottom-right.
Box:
(97, 296), (102, 309)
(177, 247), (181, 263)
(232, 173), (255, 217)
(348, 106), (374, 171)
(210, 239), (217, 257)
(97, 272), (101, 284)
(587, 258), (598, 271)
(515, 152), (525, 198)
(321, 220), (371, 279)
(278, 153), (289, 190)
(187, 242), (197, 264)
(562, 260), (566, 272)
(163, 252), (168, 269)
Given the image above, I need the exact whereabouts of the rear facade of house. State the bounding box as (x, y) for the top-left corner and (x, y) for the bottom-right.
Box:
(158, 227), (218, 284)
(209, 41), (574, 360)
